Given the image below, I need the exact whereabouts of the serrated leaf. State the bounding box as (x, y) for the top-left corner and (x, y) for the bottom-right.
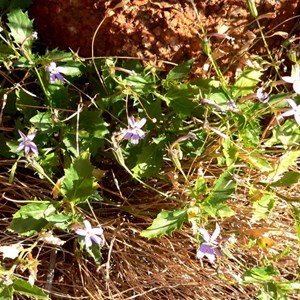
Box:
(271, 171), (300, 187)
(267, 150), (300, 182)
(252, 193), (276, 221)
(165, 59), (193, 82)
(258, 283), (279, 300)
(278, 281), (300, 291)
(203, 166), (235, 206)
(265, 120), (300, 148)
(9, 202), (58, 236)
(132, 142), (164, 178)
(165, 84), (202, 116)
(0, 283), (13, 300)
(242, 266), (279, 284)
(13, 279), (49, 300)
(7, 9), (33, 48)
(202, 203), (235, 218)
(140, 208), (188, 238)
(61, 151), (97, 203)
(241, 152), (273, 172)
(222, 139), (238, 166)
(232, 69), (262, 97)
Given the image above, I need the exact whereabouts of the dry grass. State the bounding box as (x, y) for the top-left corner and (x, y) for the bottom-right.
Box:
(1, 156), (300, 300)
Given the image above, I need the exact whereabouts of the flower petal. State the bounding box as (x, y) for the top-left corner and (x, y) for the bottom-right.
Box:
(30, 142), (39, 156)
(90, 234), (102, 245)
(75, 229), (87, 236)
(205, 251), (216, 264)
(83, 220), (92, 231)
(128, 116), (136, 128)
(293, 81), (300, 95)
(136, 118), (146, 128)
(210, 223), (220, 242)
(27, 130), (37, 141)
(282, 76), (295, 84)
(294, 113), (300, 126)
(55, 72), (64, 82)
(131, 134), (139, 144)
(91, 227), (103, 235)
(85, 236), (92, 248)
(199, 228), (210, 242)
(197, 243), (210, 259)
(16, 142), (25, 152)
(280, 110), (295, 117)
(286, 98), (298, 109)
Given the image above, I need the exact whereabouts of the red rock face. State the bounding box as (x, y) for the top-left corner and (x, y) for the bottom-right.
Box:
(30, 0), (300, 74)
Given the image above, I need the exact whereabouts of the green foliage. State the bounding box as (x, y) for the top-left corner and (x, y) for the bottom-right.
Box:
(2, 5), (300, 299)
(12, 279), (49, 300)
(9, 201), (68, 236)
(61, 151), (98, 204)
(201, 166), (236, 218)
(140, 208), (188, 238)
(7, 9), (33, 50)
(232, 69), (262, 98)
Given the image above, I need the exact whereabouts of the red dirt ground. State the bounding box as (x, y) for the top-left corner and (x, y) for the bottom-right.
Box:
(30, 0), (300, 77)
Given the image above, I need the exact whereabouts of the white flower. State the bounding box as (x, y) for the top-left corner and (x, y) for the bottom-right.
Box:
(75, 220), (104, 248)
(278, 98), (300, 126)
(282, 65), (300, 95)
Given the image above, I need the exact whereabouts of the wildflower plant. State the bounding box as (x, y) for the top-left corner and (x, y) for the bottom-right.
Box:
(1, 3), (300, 299)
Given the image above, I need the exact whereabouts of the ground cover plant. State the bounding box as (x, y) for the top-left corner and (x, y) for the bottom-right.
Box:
(1, 0), (300, 299)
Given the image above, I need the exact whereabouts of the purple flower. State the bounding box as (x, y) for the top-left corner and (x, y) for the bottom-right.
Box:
(278, 98), (300, 126)
(16, 129), (38, 156)
(46, 62), (64, 84)
(75, 220), (104, 248)
(197, 223), (222, 264)
(256, 87), (269, 103)
(123, 116), (146, 144)
(282, 65), (300, 95)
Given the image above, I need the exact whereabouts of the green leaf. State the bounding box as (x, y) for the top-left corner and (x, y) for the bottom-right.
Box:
(242, 266), (279, 284)
(258, 283), (280, 300)
(165, 59), (193, 82)
(265, 120), (300, 148)
(16, 89), (39, 121)
(241, 152), (273, 172)
(251, 193), (276, 221)
(232, 69), (262, 98)
(222, 139), (238, 166)
(189, 178), (208, 198)
(7, 9), (33, 47)
(9, 202), (57, 236)
(165, 84), (202, 116)
(140, 208), (188, 239)
(201, 167), (236, 217)
(132, 142), (164, 178)
(13, 279), (49, 300)
(30, 112), (54, 132)
(271, 171), (300, 187)
(61, 151), (97, 203)
(267, 150), (300, 182)
(0, 283), (13, 300)
(278, 281), (300, 291)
